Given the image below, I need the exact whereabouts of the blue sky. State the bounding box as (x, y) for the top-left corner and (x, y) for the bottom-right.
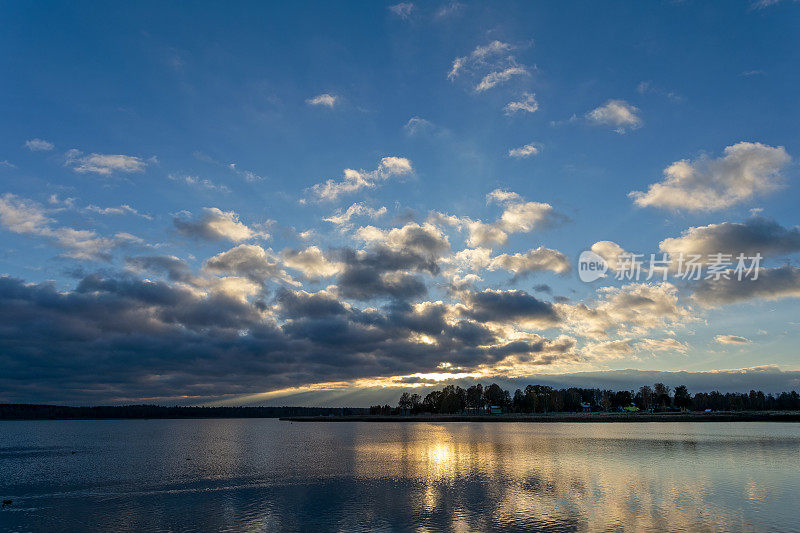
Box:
(1, 1), (799, 405)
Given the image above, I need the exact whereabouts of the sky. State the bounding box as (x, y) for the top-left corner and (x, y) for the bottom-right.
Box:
(1, 0), (799, 406)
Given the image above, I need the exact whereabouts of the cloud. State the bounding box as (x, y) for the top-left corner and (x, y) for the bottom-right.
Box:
(692, 265), (800, 307)
(630, 142), (791, 211)
(448, 41), (513, 80)
(485, 189), (522, 204)
(282, 246), (344, 278)
(25, 138), (54, 151)
(475, 66), (529, 92)
(404, 117), (434, 136)
(749, 0), (794, 9)
(636, 337), (690, 354)
(583, 337), (689, 360)
(169, 173), (231, 193)
(173, 207), (268, 242)
(590, 241), (631, 272)
(307, 156), (413, 202)
(585, 99), (642, 133)
(335, 244), (442, 300)
(488, 247), (571, 276)
(636, 81), (682, 102)
(228, 163), (264, 182)
(448, 41), (530, 92)
(435, 1), (463, 18)
(388, 2), (414, 18)
(324, 202), (387, 228)
(659, 218), (800, 260)
(306, 93), (338, 108)
(85, 204), (152, 220)
(355, 222), (450, 258)
(504, 92), (538, 115)
(0, 193), (121, 260)
(432, 189), (564, 248)
(204, 244), (297, 285)
(715, 334), (751, 345)
(508, 143), (540, 158)
(65, 149), (147, 175)
(126, 255), (196, 283)
(557, 282), (694, 339)
(460, 289), (560, 327)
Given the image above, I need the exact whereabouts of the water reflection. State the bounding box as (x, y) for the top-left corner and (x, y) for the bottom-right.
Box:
(1, 420), (799, 532)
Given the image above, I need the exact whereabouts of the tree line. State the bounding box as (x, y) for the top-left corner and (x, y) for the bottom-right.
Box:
(368, 383), (800, 415)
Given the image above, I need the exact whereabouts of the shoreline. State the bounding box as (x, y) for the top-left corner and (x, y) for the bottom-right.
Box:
(280, 411), (800, 423)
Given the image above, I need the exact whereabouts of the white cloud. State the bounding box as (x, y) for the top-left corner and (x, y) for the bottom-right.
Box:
(174, 207), (268, 242)
(388, 2), (414, 18)
(323, 202), (387, 227)
(356, 222), (450, 257)
(636, 337), (689, 354)
(404, 117), (434, 136)
(64, 149), (147, 175)
(585, 99), (642, 133)
(25, 138), (54, 151)
(504, 92), (538, 115)
(630, 142), (791, 211)
(306, 93), (338, 108)
(488, 247), (571, 276)
(204, 244), (297, 285)
(448, 40), (513, 80)
(432, 189), (562, 247)
(435, 1), (463, 18)
(169, 173), (230, 193)
(282, 246), (344, 278)
(486, 189), (522, 204)
(557, 282), (694, 339)
(0, 193), (120, 260)
(228, 163), (264, 182)
(590, 241), (631, 272)
(508, 143), (540, 158)
(307, 156), (413, 202)
(715, 334), (751, 345)
(475, 66), (529, 92)
(85, 204), (152, 220)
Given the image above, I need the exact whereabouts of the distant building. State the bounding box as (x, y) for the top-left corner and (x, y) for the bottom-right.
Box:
(580, 402), (592, 413)
(489, 405), (502, 414)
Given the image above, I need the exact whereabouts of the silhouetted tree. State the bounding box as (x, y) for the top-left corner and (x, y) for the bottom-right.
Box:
(673, 385), (691, 411)
(398, 392), (412, 413)
(466, 384), (484, 413)
(653, 383), (671, 410)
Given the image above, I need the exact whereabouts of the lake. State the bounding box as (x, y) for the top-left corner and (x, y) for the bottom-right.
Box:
(1, 420), (799, 532)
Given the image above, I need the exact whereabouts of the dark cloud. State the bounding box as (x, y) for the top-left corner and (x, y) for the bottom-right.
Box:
(462, 289), (560, 325)
(692, 265), (800, 306)
(126, 255), (194, 283)
(660, 217), (800, 259)
(335, 246), (438, 300)
(0, 274), (575, 404)
(276, 289), (347, 319)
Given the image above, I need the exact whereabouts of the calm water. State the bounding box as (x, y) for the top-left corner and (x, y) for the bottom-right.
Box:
(1, 420), (799, 532)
